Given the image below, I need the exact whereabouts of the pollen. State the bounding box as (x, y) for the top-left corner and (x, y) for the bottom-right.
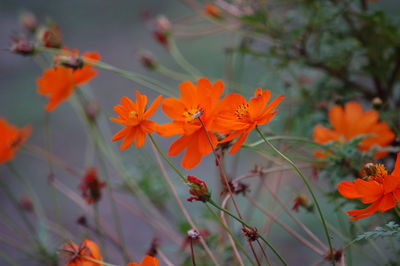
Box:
(235, 104), (249, 119)
(129, 111), (137, 118)
(183, 107), (202, 122)
(362, 163), (388, 183)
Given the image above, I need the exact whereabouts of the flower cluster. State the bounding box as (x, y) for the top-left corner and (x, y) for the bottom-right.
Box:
(110, 78), (283, 169)
(313, 101), (394, 159)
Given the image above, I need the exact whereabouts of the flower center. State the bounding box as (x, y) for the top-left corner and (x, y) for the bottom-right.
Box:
(129, 111), (137, 119)
(183, 107), (202, 122)
(235, 104), (249, 119)
(361, 163), (388, 183)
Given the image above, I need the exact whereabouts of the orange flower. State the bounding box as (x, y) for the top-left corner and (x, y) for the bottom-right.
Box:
(37, 48), (100, 112)
(0, 118), (31, 164)
(61, 239), (103, 266)
(110, 91), (162, 149)
(313, 101), (395, 159)
(127, 255), (159, 266)
(213, 88), (284, 154)
(337, 153), (400, 220)
(158, 78), (224, 169)
(204, 4), (221, 18)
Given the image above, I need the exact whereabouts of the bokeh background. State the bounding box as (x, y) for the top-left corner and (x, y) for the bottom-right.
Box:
(1, 0), (399, 265)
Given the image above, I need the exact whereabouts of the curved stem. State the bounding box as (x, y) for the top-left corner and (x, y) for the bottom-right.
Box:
(208, 199), (288, 266)
(148, 134), (188, 185)
(205, 201), (255, 266)
(149, 134), (220, 266)
(255, 127), (335, 265)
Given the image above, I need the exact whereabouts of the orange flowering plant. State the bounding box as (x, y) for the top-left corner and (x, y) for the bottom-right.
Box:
(4, 3), (400, 266)
(0, 118), (31, 164)
(37, 48), (100, 111)
(337, 153), (400, 220)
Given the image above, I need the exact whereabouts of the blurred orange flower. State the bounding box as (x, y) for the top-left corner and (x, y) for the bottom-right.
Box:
(213, 88), (284, 154)
(37, 49), (100, 112)
(338, 153), (400, 220)
(0, 118), (31, 164)
(62, 239), (103, 266)
(158, 78), (224, 169)
(313, 101), (395, 158)
(110, 91), (162, 149)
(127, 255), (159, 266)
(204, 4), (221, 18)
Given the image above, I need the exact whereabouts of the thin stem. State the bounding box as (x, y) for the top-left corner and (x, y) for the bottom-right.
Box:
(148, 134), (189, 184)
(255, 127), (335, 265)
(196, 117), (265, 264)
(169, 38), (203, 78)
(93, 203), (106, 257)
(95, 135), (131, 263)
(259, 175), (328, 251)
(149, 135), (220, 265)
(205, 202), (255, 266)
(208, 199), (288, 266)
(196, 117), (243, 219)
(247, 195), (324, 256)
(190, 239), (196, 266)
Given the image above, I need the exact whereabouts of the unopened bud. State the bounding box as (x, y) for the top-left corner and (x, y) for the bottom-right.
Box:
(10, 36), (35, 56)
(138, 51), (157, 70)
(37, 24), (62, 48)
(187, 175), (210, 202)
(19, 11), (38, 33)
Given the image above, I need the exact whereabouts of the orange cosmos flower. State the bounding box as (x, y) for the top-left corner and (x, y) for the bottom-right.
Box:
(204, 4), (221, 18)
(110, 91), (162, 149)
(37, 48), (100, 112)
(61, 239), (103, 266)
(313, 101), (395, 159)
(338, 153), (400, 220)
(127, 255), (159, 266)
(213, 88), (284, 154)
(158, 78), (224, 169)
(0, 118), (31, 164)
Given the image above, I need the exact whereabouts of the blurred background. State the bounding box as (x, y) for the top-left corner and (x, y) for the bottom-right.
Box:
(1, 0), (399, 265)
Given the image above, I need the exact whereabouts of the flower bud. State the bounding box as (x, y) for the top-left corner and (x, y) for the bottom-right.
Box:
(138, 51), (157, 70)
(19, 11), (38, 33)
(153, 15), (171, 47)
(37, 24), (62, 48)
(187, 175), (210, 202)
(10, 36), (35, 56)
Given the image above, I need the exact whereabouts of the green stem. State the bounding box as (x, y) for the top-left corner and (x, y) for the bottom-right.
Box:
(208, 199), (288, 266)
(148, 134), (189, 184)
(255, 127), (335, 265)
(205, 202), (256, 266)
(95, 127), (131, 263)
(169, 38), (203, 78)
(38, 46), (174, 96)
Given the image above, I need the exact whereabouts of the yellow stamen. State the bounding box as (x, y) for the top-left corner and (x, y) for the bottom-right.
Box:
(183, 107), (202, 122)
(362, 163), (388, 183)
(235, 104), (249, 119)
(129, 111), (137, 118)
